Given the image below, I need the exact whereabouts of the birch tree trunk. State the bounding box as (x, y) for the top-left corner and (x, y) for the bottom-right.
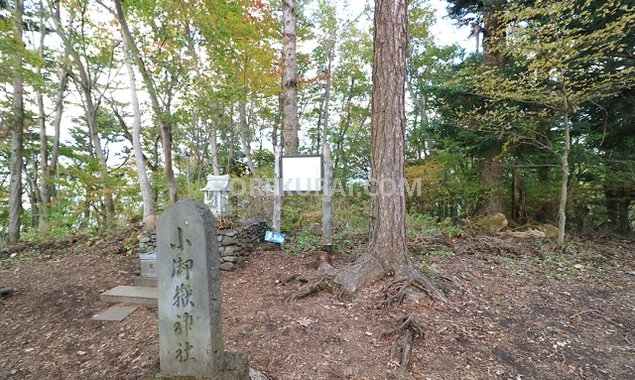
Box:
(8, 0), (25, 243)
(121, 30), (154, 223)
(114, 0), (178, 203)
(282, 0), (299, 154)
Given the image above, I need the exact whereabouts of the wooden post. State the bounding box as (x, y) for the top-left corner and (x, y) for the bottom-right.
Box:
(322, 143), (333, 251)
(273, 145), (282, 233)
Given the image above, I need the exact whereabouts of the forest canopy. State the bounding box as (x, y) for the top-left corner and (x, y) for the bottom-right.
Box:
(0, 0), (633, 243)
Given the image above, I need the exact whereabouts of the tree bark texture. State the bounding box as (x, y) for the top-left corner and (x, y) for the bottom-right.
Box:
(477, 156), (504, 216)
(333, 0), (410, 294)
(282, 0), (299, 154)
(9, 0), (25, 243)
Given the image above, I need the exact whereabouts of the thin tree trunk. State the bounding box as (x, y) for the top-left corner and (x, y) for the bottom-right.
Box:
(273, 145), (282, 233)
(321, 49), (333, 149)
(321, 143), (333, 250)
(121, 29), (154, 223)
(84, 91), (115, 229)
(406, 78), (431, 157)
(209, 120), (220, 176)
(114, 0), (177, 203)
(238, 100), (257, 175)
(186, 27), (220, 177)
(37, 88), (48, 231)
(50, 63), (68, 177)
(333, 77), (357, 171)
(282, 0), (299, 154)
(226, 107), (236, 174)
(557, 105), (570, 246)
(23, 154), (40, 229)
(511, 162), (526, 223)
(37, 8), (50, 233)
(9, 0), (25, 243)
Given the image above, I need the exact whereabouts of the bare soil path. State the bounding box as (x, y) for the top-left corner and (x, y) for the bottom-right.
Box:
(1, 233), (633, 379)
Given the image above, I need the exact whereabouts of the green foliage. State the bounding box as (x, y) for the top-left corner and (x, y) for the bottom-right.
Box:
(1, 0), (633, 244)
(406, 151), (482, 219)
(407, 213), (467, 238)
(285, 225), (322, 255)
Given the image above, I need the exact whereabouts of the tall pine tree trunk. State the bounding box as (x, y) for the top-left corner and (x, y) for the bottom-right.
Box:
(282, 0), (299, 154)
(334, 0), (409, 293)
(368, 0), (409, 272)
(8, 0), (25, 243)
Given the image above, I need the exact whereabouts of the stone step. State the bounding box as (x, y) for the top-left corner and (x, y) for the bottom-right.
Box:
(100, 285), (157, 306)
(92, 305), (138, 321)
(134, 276), (157, 288)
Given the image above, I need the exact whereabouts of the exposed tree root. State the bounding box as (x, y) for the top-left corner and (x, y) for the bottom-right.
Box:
(332, 253), (386, 294)
(377, 264), (448, 308)
(380, 314), (425, 376)
(282, 275), (335, 302)
(281, 254), (448, 305)
(277, 273), (308, 285)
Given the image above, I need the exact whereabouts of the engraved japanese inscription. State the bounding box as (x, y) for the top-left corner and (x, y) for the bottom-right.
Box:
(156, 200), (224, 377)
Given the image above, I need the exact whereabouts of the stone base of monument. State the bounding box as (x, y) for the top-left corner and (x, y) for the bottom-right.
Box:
(154, 352), (250, 380)
(134, 275), (157, 287)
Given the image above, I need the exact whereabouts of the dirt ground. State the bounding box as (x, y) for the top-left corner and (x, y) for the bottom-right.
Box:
(1, 231), (634, 380)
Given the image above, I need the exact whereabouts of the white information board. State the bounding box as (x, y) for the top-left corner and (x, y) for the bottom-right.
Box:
(281, 155), (323, 193)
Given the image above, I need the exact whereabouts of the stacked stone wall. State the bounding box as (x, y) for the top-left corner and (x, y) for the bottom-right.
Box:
(137, 219), (267, 271)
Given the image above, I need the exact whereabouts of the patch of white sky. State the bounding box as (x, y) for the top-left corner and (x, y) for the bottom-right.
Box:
(300, 0), (471, 53)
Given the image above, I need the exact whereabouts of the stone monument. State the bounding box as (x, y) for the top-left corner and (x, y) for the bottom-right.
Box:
(157, 199), (248, 379)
